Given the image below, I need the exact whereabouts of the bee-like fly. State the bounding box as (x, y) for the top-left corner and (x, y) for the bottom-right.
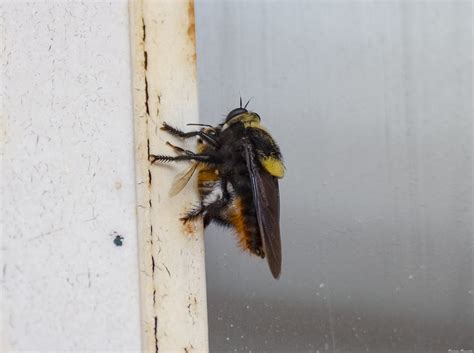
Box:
(150, 101), (284, 278)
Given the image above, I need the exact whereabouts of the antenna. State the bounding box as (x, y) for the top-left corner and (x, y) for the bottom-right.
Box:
(244, 97), (253, 109)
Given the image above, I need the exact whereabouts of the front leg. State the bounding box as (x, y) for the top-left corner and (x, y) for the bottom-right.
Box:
(161, 122), (219, 148)
(149, 153), (215, 164)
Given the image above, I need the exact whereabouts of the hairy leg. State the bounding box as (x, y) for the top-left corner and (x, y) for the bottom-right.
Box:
(149, 153), (214, 164)
(161, 122), (219, 148)
(181, 183), (231, 224)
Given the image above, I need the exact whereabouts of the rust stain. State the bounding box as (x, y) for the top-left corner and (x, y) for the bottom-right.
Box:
(183, 220), (197, 236)
(187, 1), (195, 43)
(187, 1), (197, 65)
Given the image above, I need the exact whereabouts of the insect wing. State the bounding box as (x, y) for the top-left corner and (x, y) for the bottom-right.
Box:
(169, 162), (200, 197)
(243, 142), (282, 278)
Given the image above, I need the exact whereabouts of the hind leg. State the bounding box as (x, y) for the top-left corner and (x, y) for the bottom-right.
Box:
(181, 205), (204, 224)
(180, 190), (231, 224)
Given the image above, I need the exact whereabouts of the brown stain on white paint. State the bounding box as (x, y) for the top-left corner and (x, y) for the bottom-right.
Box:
(187, 1), (197, 65)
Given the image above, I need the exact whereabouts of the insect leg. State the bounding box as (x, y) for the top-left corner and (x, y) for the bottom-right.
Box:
(181, 205), (204, 224)
(161, 122), (219, 148)
(181, 196), (230, 224)
(181, 184), (231, 224)
(165, 141), (195, 156)
(149, 153), (215, 164)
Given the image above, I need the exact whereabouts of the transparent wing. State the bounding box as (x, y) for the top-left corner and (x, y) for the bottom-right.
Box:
(169, 162), (200, 197)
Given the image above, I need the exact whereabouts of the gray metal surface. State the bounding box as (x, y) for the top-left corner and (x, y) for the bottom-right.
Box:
(195, 1), (473, 352)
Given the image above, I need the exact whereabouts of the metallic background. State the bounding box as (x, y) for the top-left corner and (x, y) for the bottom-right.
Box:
(195, 1), (473, 352)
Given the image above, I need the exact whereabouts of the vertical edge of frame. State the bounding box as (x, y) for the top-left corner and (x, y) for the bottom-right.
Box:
(129, 1), (209, 352)
(128, 0), (156, 351)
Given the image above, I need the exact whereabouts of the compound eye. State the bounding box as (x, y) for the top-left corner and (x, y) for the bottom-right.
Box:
(225, 107), (247, 122)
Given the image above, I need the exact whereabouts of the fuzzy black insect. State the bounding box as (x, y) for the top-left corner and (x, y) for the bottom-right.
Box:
(150, 101), (284, 278)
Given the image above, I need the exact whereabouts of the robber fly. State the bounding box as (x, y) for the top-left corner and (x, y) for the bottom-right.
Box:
(150, 100), (284, 278)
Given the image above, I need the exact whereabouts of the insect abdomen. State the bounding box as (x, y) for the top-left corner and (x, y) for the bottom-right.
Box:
(228, 186), (264, 258)
(197, 168), (218, 196)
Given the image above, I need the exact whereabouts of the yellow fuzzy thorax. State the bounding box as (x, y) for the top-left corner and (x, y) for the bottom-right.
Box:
(224, 112), (261, 130)
(241, 114), (262, 128)
(222, 112), (285, 178)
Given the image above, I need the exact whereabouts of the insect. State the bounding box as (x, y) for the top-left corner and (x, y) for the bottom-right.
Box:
(150, 100), (284, 278)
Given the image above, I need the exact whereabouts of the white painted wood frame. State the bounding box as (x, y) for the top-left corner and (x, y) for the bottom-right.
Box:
(130, 0), (209, 352)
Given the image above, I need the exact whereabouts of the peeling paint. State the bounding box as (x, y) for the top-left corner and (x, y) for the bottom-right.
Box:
(144, 76), (150, 115)
(141, 17), (146, 42)
(154, 316), (159, 353)
(187, 294), (199, 321)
